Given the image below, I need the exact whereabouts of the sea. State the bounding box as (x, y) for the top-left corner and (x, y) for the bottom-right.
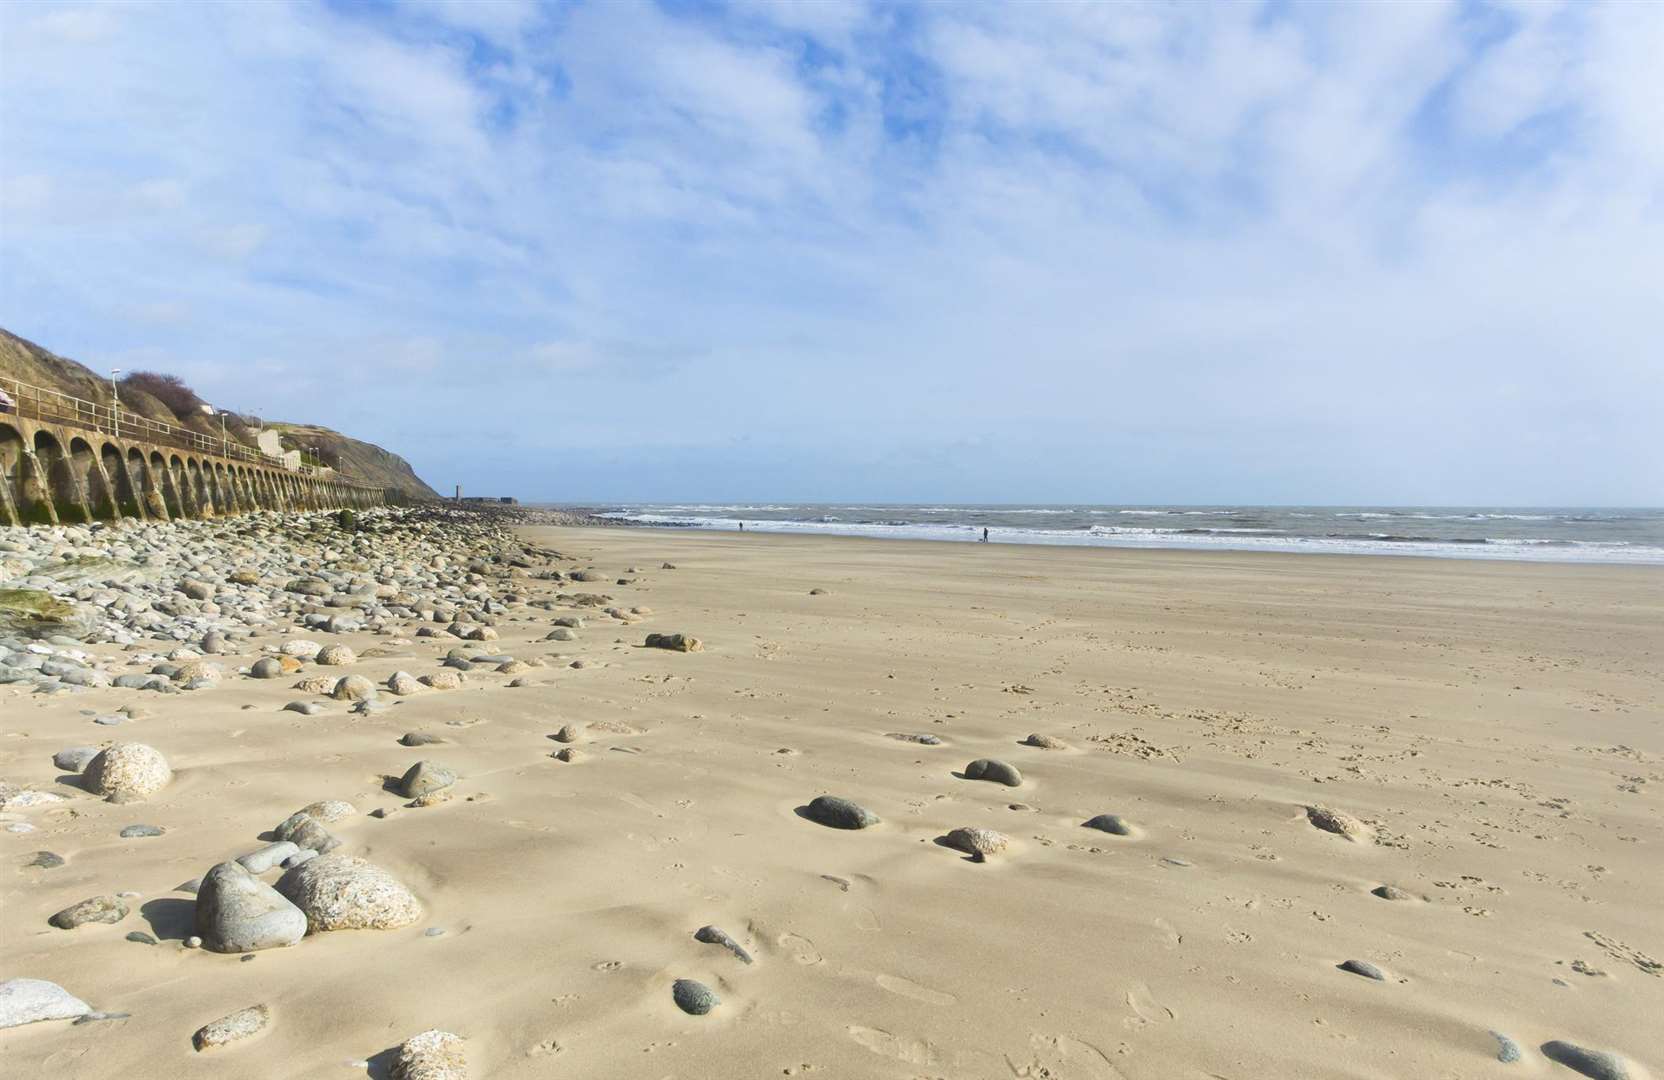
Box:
(578, 504), (1664, 565)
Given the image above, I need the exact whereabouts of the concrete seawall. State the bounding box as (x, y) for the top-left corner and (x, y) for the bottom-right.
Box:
(1, 414), (381, 526)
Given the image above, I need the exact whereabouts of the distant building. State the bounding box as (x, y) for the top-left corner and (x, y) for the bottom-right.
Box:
(459, 496), (517, 505)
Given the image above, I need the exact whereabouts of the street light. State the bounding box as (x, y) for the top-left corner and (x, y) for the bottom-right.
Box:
(110, 369), (121, 438)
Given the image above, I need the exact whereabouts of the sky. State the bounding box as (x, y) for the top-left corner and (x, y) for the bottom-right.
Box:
(1, 0), (1661, 506)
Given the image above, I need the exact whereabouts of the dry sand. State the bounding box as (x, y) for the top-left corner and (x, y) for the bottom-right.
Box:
(4, 526), (1662, 1078)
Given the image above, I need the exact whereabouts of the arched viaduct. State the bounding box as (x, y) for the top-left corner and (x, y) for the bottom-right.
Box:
(1, 402), (381, 527)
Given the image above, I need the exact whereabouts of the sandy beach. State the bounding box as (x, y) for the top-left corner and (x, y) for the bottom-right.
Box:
(4, 523), (1661, 1078)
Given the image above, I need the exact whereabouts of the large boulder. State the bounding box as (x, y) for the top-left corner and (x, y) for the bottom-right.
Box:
(194, 861), (308, 953)
(397, 760), (455, 798)
(275, 854), (421, 932)
(0, 978), (91, 1029)
(0, 589), (98, 640)
(84, 743), (172, 802)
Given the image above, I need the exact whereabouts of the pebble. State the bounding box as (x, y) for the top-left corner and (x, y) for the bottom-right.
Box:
(49, 894), (130, 929)
(192, 1004), (271, 1051)
(1082, 814), (1132, 836)
(1023, 734), (1068, 749)
(275, 854), (422, 931)
(1337, 959), (1387, 981)
(120, 823), (165, 838)
(551, 747), (581, 763)
(1371, 884), (1418, 901)
(392, 1028), (467, 1080)
(1541, 1041), (1632, 1080)
(1305, 805), (1370, 842)
(943, 827), (1010, 861)
(250, 657), (284, 679)
(963, 758), (1023, 786)
(400, 732), (444, 747)
(283, 701), (325, 716)
(0, 978), (92, 1029)
(552, 724), (581, 743)
(25, 850), (65, 869)
(315, 644), (356, 666)
(886, 732), (941, 745)
(387, 671), (422, 696)
(672, 978), (720, 1015)
(805, 795), (880, 830)
(398, 760), (457, 798)
(184, 935), (202, 948)
(694, 925), (753, 964)
(422, 670), (464, 690)
(84, 742), (172, 802)
(1490, 1031), (1522, 1064)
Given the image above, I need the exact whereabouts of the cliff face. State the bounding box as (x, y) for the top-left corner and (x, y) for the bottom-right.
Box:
(1, 328), (441, 503)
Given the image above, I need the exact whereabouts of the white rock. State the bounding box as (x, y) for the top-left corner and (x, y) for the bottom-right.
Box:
(0, 978), (92, 1029)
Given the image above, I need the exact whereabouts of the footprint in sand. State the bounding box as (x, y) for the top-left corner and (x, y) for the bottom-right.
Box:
(1123, 984), (1175, 1028)
(778, 931), (823, 965)
(846, 1025), (941, 1066)
(876, 974), (957, 1006)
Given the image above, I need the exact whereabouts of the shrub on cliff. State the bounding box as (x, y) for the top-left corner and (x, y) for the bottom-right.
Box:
(120, 371), (205, 422)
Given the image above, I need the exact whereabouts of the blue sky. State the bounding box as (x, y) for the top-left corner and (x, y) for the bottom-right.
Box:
(2, 0), (1660, 505)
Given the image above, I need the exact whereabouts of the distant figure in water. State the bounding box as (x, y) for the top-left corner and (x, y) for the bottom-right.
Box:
(981, 527), (989, 543)
(739, 521), (745, 531)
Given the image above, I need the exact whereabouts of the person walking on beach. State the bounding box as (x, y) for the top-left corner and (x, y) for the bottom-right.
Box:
(981, 527), (989, 543)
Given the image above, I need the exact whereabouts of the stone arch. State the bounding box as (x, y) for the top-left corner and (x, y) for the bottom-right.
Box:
(0, 420), (25, 525)
(100, 441), (141, 518)
(70, 435), (117, 520)
(128, 446), (165, 520)
(35, 429), (91, 523)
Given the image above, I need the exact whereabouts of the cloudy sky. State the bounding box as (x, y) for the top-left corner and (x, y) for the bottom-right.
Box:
(2, 1), (1660, 505)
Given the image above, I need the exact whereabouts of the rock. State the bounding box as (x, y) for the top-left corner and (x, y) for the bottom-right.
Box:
(173, 659), (222, 685)
(49, 894), (130, 929)
(545, 627), (576, 641)
(1, 589), (99, 640)
(1491, 1031), (1522, 1064)
(292, 674), (336, 694)
(237, 841), (300, 873)
(299, 799), (356, 823)
(315, 644), (356, 666)
(387, 671), (421, 695)
(53, 746), (99, 772)
(275, 854), (421, 931)
(200, 631), (228, 655)
(662, 562), (676, 569)
(644, 632), (703, 652)
(84, 742), (172, 802)
(250, 657), (284, 679)
(886, 732), (941, 745)
(194, 860), (308, 953)
(551, 747), (580, 763)
(393, 1029), (467, 1080)
(331, 674), (377, 701)
(1082, 814), (1132, 836)
(1023, 733), (1068, 749)
(400, 732), (443, 747)
(1, 782), (65, 810)
(398, 760), (456, 798)
(127, 931), (158, 945)
(192, 1003), (270, 1051)
(809, 587), (828, 595)
(184, 935), (202, 948)
(552, 724), (581, 744)
(24, 850), (65, 869)
(1337, 959), (1387, 981)
(421, 670), (463, 690)
(805, 795), (879, 829)
(1371, 884), (1418, 901)
(272, 811), (339, 854)
(120, 824), (164, 838)
(1540, 1041), (1632, 1080)
(964, 758), (1022, 786)
(694, 925), (753, 964)
(1306, 805), (1370, 842)
(283, 701), (324, 716)
(943, 827), (1010, 861)
(0, 978), (92, 1029)
(180, 579), (215, 601)
(281, 639), (321, 658)
(671, 978), (719, 1016)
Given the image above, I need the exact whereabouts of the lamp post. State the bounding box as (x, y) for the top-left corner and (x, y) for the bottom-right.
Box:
(110, 369), (122, 438)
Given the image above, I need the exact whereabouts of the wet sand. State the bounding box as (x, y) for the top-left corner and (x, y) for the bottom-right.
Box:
(4, 526), (1661, 1077)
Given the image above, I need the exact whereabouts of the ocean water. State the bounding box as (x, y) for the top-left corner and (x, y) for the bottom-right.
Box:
(580, 504), (1664, 565)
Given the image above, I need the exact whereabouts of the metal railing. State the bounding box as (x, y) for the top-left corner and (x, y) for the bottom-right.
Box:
(0, 374), (381, 491)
